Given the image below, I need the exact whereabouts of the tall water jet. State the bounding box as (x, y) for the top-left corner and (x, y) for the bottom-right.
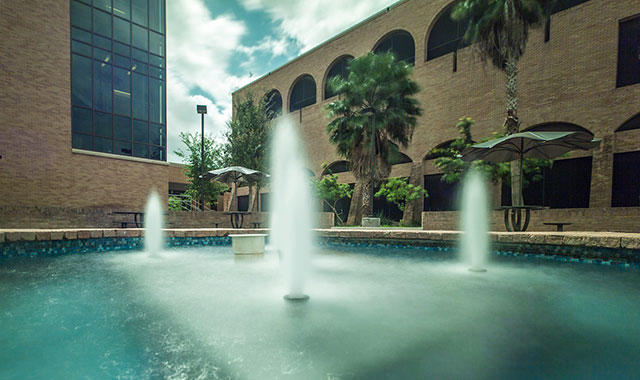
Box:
(144, 191), (164, 257)
(460, 170), (489, 272)
(270, 117), (313, 301)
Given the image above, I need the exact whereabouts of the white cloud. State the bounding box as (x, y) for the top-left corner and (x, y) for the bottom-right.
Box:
(166, 0), (252, 162)
(238, 0), (396, 52)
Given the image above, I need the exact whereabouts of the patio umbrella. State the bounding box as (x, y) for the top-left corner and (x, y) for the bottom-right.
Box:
(203, 166), (270, 211)
(461, 131), (601, 163)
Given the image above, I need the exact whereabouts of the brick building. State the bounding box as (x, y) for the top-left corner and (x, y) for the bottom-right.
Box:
(0, 0), (171, 215)
(234, 0), (640, 231)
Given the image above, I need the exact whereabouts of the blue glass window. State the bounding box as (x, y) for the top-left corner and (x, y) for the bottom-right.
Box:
(70, 0), (165, 160)
(132, 0), (148, 27)
(71, 54), (92, 107)
(114, 17), (131, 45)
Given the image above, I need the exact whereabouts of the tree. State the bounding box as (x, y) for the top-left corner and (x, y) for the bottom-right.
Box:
(325, 52), (422, 221)
(452, 0), (553, 205)
(224, 91), (273, 210)
(173, 132), (227, 210)
(313, 165), (353, 226)
(432, 117), (550, 193)
(375, 177), (428, 214)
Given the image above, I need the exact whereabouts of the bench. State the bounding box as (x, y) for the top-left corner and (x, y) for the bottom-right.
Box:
(543, 222), (572, 232)
(112, 211), (144, 228)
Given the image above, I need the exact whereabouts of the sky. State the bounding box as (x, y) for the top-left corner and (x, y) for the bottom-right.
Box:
(166, 0), (398, 163)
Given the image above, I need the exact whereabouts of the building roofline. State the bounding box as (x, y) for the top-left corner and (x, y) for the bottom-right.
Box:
(233, 0), (409, 95)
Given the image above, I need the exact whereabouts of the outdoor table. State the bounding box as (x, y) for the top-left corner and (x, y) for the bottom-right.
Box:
(112, 211), (144, 228)
(494, 206), (547, 232)
(543, 222), (573, 232)
(223, 211), (251, 229)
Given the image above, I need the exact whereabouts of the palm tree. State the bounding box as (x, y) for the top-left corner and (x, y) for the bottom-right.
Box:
(452, 0), (553, 205)
(325, 52), (422, 222)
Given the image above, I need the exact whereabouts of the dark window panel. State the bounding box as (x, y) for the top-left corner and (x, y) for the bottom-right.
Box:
(427, 6), (469, 61)
(115, 140), (132, 156)
(132, 0), (148, 27)
(324, 56), (351, 99)
(93, 9), (112, 38)
(113, 54), (130, 68)
(132, 73), (149, 120)
(612, 151), (640, 207)
(133, 119), (148, 143)
(289, 75), (316, 112)
(149, 78), (164, 123)
(374, 31), (415, 65)
(552, 0), (590, 14)
(113, 0), (130, 20)
(72, 27), (92, 44)
(94, 0), (112, 13)
(94, 61), (112, 112)
(93, 34), (112, 50)
(72, 107), (92, 134)
(616, 113), (640, 132)
(132, 24), (148, 50)
(72, 133), (93, 150)
(114, 115), (131, 140)
(132, 60), (148, 74)
(71, 1), (92, 31)
(114, 17), (131, 45)
(71, 54), (92, 108)
(149, 66), (163, 79)
(93, 47), (112, 63)
(617, 16), (640, 88)
(95, 136), (114, 153)
(95, 112), (113, 137)
(150, 146), (164, 160)
(113, 67), (131, 116)
(133, 143), (149, 158)
(264, 90), (282, 119)
(424, 174), (459, 211)
(77, 0), (90, 4)
(72, 40), (92, 57)
(149, 54), (164, 68)
(149, 123), (163, 145)
(149, 31), (164, 56)
(114, 41), (130, 56)
(132, 48), (148, 63)
(149, 0), (164, 33)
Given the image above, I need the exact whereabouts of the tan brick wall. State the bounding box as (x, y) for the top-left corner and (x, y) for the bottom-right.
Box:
(422, 207), (640, 233)
(236, 0), (640, 230)
(168, 163), (189, 184)
(0, 0), (169, 211)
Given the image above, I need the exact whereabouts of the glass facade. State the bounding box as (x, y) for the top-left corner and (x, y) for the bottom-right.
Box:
(70, 0), (166, 161)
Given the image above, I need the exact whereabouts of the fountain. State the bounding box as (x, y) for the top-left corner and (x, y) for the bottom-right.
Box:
(460, 170), (489, 272)
(270, 117), (314, 301)
(144, 190), (164, 257)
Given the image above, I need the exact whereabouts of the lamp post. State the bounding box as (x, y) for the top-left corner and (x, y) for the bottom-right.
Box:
(196, 105), (207, 211)
(362, 107), (376, 217)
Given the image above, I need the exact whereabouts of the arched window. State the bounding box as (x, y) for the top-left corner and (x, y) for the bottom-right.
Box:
(616, 113), (640, 133)
(324, 55), (353, 100)
(264, 89), (282, 119)
(373, 30), (415, 65)
(322, 160), (350, 175)
(427, 5), (469, 61)
(523, 122), (594, 136)
(552, 0), (590, 14)
(391, 152), (412, 165)
(423, 140), (456, 160)
(289, 75), (316, 112)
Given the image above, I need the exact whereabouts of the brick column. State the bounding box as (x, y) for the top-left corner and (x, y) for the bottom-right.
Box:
(590, 133), (613, 208)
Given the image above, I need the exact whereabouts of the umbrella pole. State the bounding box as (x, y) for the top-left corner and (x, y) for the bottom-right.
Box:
(518, 153), (524, 206)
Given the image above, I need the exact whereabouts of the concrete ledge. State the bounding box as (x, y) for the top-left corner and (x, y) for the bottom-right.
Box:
(0, 228), (639, 253)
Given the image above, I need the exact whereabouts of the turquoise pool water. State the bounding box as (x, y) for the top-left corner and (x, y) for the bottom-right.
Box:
(1, 245), (639, 379)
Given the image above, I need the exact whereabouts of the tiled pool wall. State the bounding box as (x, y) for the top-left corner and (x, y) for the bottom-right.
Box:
(0, 236), (232, 258)
(1, 233), (639, 268)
